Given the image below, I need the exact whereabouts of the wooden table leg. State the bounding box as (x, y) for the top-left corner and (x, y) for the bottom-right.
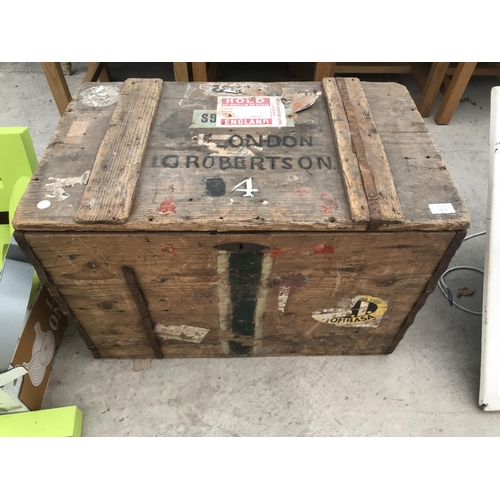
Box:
(435, 62), (477, 125)
(41, 62), (72, 116)
(173, 62), (189, 82)
(418, 62), (450, 117)
(313, 63), (336, 81)
(191, 63), (207, 82)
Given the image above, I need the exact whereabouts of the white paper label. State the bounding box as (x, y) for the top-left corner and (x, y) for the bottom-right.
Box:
(216, 96), (287, 127)
(429, 203), (455, 214)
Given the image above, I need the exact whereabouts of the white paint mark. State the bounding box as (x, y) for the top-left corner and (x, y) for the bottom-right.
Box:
(37, 200), (51, 209)
(229, 198), (234, 205)
(44, 170), (90, 201)
(154, 324), (209, 344)
(231, 177), (258, 197)
(78, 85), (120, 107)
(429, 203), (455, 214)
(278, 285), (291, 313)
(262, 200), (269, 205)
(217, 251), (231, 355)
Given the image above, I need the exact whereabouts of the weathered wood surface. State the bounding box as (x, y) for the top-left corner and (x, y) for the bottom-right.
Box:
(122, 266), (163, 358)
(24, 230), (456, 358)
(14, 80), (470, 233)
(76, 78), (162, 224)
(322, 78), (369, 225)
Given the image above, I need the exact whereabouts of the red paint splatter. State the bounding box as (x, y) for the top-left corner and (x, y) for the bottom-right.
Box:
(161, 245), (178, 256)
(320, 193), (339, 214)
(295, 186), (310, 196)
(269, 247), (304, 259)
(314, 244), (336, 255)
(158, 197), (176, 214)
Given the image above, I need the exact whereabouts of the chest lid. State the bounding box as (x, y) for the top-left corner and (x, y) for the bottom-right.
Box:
(13, 78), (470, 233)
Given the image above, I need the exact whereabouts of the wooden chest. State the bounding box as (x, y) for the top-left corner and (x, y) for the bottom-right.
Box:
(13, 78), (470, 359)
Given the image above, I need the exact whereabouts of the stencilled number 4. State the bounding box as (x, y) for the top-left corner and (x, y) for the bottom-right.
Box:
(231, 177), (258, 197)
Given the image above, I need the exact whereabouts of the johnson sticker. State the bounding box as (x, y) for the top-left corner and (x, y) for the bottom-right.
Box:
(312, 295), (388, 327)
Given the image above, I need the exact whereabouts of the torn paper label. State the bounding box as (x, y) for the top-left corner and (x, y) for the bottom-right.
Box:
(429, 203), (455, 214)
(216, 97), (289, 127)
(312, 295), (388, 327)
(154, 324), (209, 343)
(191, 109), (294, 128)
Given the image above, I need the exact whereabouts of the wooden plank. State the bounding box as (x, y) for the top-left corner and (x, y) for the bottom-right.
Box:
(75, 78), (163, 224)
(13, 230), (101, 358)
(24, 230), (457, 358)
(341, 78), (404, 227)
(334, 63), (412, 74)
(436, 62), (477, 125)
(173, 62), (189, 82)
(82, 63), (103, 83)
(13, 81), (470, 234)
(41, 62), (71, 116)
(409, 63), (428, 90)
(417, 62), (450, 117)
(191, 63), (207, 82)
(386, 230), (466, 353)
(207, 62), (220, 81)
(313, 63), (336, 81)
(322, 78), (370, 225)
(324, 77), (404, 228)
(122, 266), (163, 359)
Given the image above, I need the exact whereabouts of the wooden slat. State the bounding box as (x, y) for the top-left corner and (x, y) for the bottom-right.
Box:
(122, 266), (163, 359)
(323, 78), (404, 228)
(75, 78), (162, 224)
(436, 62), (477, 125)
(313, 63), (336, 81)
(41, 62), (71, 116)
(341, 78), (404, 227)
(322, 78), (370, 225)
(191, 62), (208, 81)
(417, 62), (450, 117)
(173, 62), (189, 82)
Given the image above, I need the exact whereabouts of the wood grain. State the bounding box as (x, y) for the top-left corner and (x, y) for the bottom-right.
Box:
(23, 230), (456, 358)
(41, 62), (72, 116)
(386, 229), (466, 352)
(122, 266), (163, 359)
(417, 62), (450, 117)
(13, 81), (470, 233)
(76, 78), (163, 224)
(341, 77), (404, 227)
(322, 78), (370, 225)
(13, 230), (101, 358)
(191, 63), (208, 82)
(313, 63), (336, 81)
(173, 63), (189, 82)
(435, 62), (477, 125)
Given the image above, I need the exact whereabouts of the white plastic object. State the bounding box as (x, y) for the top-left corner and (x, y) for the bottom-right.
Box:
(479, 86), (500, 410)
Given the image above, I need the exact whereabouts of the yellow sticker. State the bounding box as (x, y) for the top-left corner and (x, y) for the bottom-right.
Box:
(312, 295), (388, 328)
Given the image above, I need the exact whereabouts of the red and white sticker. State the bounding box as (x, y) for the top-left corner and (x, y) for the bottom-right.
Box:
(216, 96), (287, 127)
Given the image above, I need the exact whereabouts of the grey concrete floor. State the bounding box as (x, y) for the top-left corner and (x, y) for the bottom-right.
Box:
(1, 62), (499, 436)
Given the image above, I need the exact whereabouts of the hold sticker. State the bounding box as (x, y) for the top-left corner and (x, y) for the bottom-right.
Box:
(216, 96), (288, 127)
(312, 295), (388, 328)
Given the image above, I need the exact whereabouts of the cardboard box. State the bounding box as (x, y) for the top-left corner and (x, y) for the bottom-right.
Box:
(0, 286), (67, 414)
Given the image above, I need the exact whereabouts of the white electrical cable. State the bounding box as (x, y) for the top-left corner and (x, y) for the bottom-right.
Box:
(437, 231), (486, 315)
